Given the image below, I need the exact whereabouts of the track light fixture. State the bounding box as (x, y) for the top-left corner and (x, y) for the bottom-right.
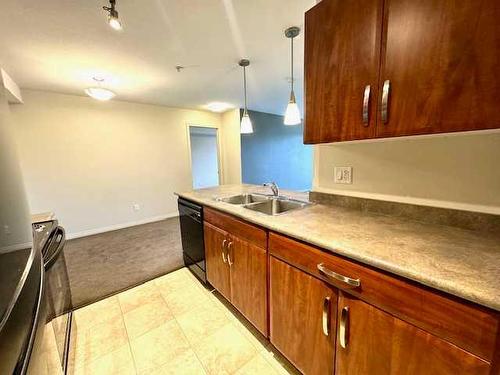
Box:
(103, 0), (122, 30)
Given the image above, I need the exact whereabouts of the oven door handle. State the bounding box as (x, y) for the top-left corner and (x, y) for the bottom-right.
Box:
(44, 226), (66, 270)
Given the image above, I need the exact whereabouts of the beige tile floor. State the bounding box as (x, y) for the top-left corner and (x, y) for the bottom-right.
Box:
(68, 267), (299, 375)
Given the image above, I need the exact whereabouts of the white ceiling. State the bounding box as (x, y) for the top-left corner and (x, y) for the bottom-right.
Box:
(0, 0), (315, 115)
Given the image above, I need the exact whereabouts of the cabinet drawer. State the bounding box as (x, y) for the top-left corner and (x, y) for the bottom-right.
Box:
(269, 232), (499, 362)
(204, 207), (267, 249)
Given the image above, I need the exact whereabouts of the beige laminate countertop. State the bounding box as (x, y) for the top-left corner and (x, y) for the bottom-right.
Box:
(176, 184), (500, 311)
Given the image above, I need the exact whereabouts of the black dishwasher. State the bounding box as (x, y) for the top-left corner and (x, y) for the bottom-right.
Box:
(178, 198), (206, 283)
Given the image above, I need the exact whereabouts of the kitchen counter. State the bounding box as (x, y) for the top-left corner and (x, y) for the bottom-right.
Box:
(176, 184), (500, 311)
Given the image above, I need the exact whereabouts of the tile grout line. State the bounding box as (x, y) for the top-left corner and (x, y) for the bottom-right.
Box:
(116, 294), (140, 375)
(155, 271), (212, 374)
(160, 271), (213, 374)
(173, 314), (212, 375)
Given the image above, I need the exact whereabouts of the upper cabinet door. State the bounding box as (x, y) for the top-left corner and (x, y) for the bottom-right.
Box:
(378, 0), (500, 137)
(304, 0), (384, 143)
(335, 293), (490, 375)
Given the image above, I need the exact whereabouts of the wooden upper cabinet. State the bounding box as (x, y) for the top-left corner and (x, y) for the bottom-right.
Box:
(229, 235), (268, 336)
(204, 222), (231, 300)
(335, 292), (491, 375)
(304, 0), (500, 143)
(304, 0), (383, 143)
(270, 256), (337, 375)
(378, 0), (500, 137)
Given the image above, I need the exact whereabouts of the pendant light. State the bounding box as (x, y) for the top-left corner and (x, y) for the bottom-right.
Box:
(239, 59), (253, 134)
(103, 0), (123, 30)
(284, 26), (301, 125)
(84, 77), (116, 101)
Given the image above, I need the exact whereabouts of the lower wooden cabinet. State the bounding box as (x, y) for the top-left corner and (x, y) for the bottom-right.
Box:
(336, 292), (491, 375)
(204, 222), (231, 300)
(270, 256), (337, 375)
(204, 209), (500, 375)
(230, 235), (268, 335)
(204, 212), (268, 336)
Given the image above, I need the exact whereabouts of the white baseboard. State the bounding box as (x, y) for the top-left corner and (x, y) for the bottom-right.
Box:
(66, 212), (179, 240)
(311, 186), (500, 215)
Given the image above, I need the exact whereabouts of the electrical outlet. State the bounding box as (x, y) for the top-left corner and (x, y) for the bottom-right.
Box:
(334, 166), (352, 184)
(133, 204), (141, 211)
(3, 225), (11, 235)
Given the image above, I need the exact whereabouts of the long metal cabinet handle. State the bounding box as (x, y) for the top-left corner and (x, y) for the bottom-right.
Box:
(340, 306), (349, 349)
(317, 263), (361, 288)
(362, 85), (371, 126)
(322, 296), (331, 336)
(227, 241), (234, 266)
(221, 239), (227, 263)
(381, 80), (390, 123)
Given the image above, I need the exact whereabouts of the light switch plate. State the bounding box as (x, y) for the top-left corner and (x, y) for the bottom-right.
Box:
(334, 166), (352, 184)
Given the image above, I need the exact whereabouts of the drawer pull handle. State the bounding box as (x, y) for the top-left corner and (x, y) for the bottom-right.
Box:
(221, 239), (227, 263)
(317, 263), (360, 288)
(340, 306), (349, 349)
(381, 79), (390, 124)
(227, 241), (234, 266)
(362, 85), (371, 126)
(322, 296), (331, 336)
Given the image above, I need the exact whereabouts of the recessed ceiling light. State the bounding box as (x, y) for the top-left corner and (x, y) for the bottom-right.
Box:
(204, 102), (233, 113)
(84, 77), (116, 101)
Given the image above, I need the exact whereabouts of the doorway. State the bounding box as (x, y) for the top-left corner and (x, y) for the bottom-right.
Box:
(188, 126), (221, 189)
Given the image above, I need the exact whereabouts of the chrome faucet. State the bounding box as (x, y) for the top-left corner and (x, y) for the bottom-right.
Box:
(263, 182), (279, 197)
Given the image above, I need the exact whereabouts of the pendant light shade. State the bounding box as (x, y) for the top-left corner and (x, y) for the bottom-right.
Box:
(284, 26), (301, 125)
(239, 59), (253, 134)
(240, 110), (253, 134)
(284, 91), (301, 125)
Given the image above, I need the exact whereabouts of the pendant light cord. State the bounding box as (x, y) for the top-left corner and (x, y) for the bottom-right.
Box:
(243, 66), (248, 112)
(290, 36), (294, 93)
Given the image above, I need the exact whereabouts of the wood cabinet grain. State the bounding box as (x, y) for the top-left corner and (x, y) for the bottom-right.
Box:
(336, 292), (491, 375)
(378, 0), (500, 137)
(270, 256), (336, 375)
(304, 0), (500, 142)
(203, 209), (268, 336)
(269, 232), (499, 362)
(229, 235), (268, 336)
(304, 0), (383, 143)
(204, 222), (231, 300)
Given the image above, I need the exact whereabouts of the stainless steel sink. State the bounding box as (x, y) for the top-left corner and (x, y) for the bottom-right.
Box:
(217, 193), (269, 205)
(244, 198), (310, 215)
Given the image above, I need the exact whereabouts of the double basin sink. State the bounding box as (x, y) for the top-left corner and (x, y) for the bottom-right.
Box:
(216, 193), (311, 216)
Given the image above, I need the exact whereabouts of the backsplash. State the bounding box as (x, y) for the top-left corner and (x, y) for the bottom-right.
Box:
(310, 191), (500, 234)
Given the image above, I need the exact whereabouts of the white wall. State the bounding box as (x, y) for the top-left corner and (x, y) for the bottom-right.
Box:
(313, 131), (500, 214)
(221, 109), (242, 184)
(10, 90), (241, 237)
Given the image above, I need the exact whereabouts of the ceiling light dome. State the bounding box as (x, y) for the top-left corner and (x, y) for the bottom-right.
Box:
(85, 77), (116, 101)
(85, 87), (116, 101)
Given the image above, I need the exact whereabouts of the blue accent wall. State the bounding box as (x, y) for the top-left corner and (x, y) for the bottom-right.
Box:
(241, 110), (313, 191)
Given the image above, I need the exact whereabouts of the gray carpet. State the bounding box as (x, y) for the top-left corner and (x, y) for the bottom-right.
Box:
(64, 217), (184, 309)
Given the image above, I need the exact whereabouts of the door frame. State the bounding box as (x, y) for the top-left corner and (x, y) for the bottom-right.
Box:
(185, 122), (224, 188)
